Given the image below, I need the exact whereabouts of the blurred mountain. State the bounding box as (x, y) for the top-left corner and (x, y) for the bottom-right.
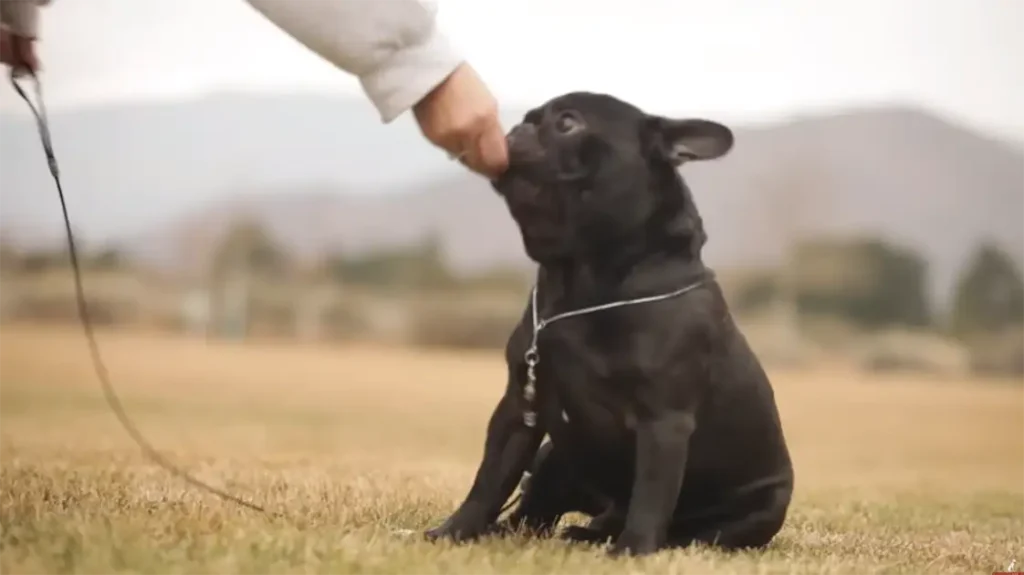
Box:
(1, 93), (1021, 308)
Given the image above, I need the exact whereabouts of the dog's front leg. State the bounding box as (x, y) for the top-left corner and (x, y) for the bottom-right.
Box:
(611, 410), (696, 557)
(425, 392), (544, 543)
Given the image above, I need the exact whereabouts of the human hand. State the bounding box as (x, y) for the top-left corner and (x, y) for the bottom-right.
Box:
(0, 27), (39, 73)
(413, 63), (509, 180)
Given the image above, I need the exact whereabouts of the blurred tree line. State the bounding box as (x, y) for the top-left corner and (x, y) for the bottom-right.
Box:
(730, 236), (1023, 336)
(3, 221), (1022, 334)
(197, 218), (530, 343)
(0, 243), (126, 274)
(203, 219), (530, 294)
(730, 236), (1023, 376)
(2, 220), (1021, 375)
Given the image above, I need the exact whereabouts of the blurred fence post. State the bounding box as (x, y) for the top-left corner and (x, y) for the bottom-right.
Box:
(182, 289), (210, 338)
(222, 269), (250, 340)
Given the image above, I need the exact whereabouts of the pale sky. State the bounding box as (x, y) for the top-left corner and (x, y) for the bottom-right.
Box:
(0, 0), (1022, 143)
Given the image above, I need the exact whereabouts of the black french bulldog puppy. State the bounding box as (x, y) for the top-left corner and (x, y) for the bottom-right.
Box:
(425, 92), (794, 557)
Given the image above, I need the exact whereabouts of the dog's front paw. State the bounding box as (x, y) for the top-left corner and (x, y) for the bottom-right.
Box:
(561, 525), (613, 545)
(424, 508), (489, 544)
(491, 515), (555, 539)
(608, 530), (659, 557)
(424, 520), (483, 543)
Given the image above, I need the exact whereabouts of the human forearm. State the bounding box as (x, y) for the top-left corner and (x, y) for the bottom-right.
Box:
(0, 0), (51, 38)
(244, 0), (464, 123)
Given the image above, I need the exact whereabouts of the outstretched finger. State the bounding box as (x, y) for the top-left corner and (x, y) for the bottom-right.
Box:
(16, 38), (39, 72)
(0, 30), (15, 67)
(457, 140), (485, 177)
(472, 121), (509, 179)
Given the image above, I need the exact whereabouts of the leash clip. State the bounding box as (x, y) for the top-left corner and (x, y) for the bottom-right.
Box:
(523, 345), (539, 427)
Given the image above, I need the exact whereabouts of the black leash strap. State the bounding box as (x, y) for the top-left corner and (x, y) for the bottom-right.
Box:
(9, 69), (265, 513)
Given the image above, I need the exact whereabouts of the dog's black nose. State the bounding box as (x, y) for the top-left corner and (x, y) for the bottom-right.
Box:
(506, 123), (542, 162)
(507, 123), (535, 148)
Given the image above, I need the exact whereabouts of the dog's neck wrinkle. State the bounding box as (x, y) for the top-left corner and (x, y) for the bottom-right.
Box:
(537, 207), (707, 312)
(652, 170), (707, 261)
(538, 251), (705, 313)
(583, 173), (705, 267)
(533, 168), (709, 312)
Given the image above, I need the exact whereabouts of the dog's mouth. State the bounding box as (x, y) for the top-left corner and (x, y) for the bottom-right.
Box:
(493, 125), (574, 258)
(492, 169), (567, 249)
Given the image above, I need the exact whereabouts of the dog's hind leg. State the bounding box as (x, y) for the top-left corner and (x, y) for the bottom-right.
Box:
(667, 480), (793, 551)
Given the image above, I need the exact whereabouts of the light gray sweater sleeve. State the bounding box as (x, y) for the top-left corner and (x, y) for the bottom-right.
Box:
(244, 0), (465, 124)
(0, 0), (51, 39)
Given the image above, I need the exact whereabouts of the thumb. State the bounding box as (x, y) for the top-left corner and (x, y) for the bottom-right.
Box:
(6, 36), (39, 72)
(0, 30), (14, 66)
(474, 119), (509, 179)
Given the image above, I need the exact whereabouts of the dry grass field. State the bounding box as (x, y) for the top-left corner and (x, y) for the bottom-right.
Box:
(0, 324), (1021, 574)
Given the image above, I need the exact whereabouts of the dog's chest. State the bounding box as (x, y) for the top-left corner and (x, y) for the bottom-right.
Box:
(531, 320), (642, 446)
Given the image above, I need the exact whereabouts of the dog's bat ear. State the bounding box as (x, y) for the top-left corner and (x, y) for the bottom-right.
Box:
(644, 117), (734, 166)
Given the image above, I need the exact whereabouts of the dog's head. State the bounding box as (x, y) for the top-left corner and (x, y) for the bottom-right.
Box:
(492, 92), (733, 265)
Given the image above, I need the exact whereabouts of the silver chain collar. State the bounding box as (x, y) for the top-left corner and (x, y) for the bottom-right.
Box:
(521, 274), (711, 427)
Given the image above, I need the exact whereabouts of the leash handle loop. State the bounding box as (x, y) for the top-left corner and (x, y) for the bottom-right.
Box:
(9, 69), (57, 177)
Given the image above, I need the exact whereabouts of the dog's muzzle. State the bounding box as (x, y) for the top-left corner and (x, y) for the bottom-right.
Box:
(495, 123), (547, 196)
(506, 123), (545, 165)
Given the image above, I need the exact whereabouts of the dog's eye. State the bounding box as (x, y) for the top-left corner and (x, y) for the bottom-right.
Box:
(555, 112), (584, 135)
